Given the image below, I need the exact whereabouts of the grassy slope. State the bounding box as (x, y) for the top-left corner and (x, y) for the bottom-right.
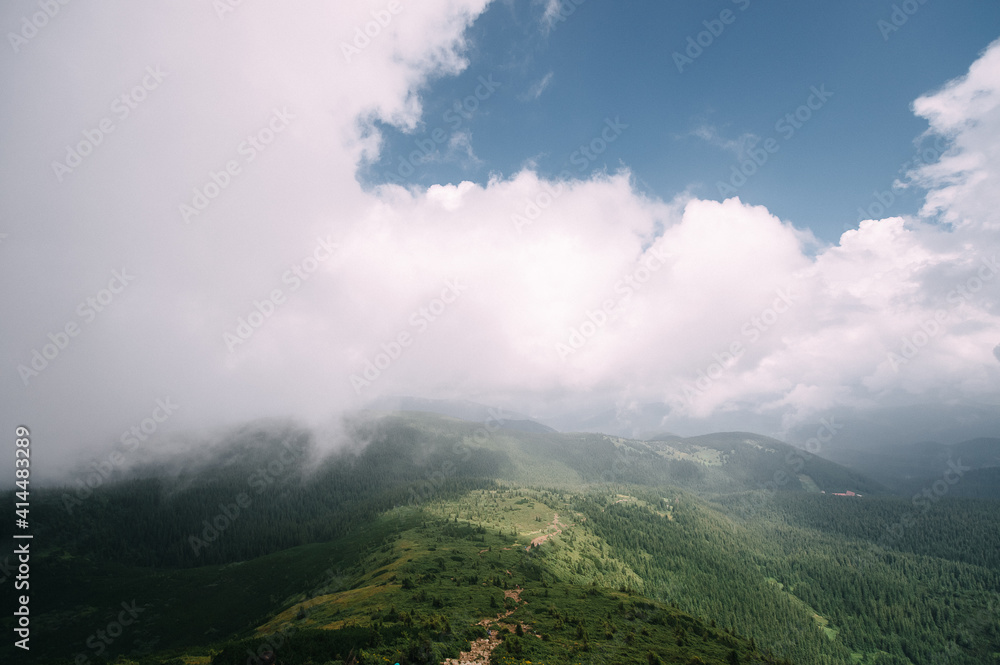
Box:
(206, 489), (777, 665)
(12, 519), (407, 664)
(7, 413), (997, 665)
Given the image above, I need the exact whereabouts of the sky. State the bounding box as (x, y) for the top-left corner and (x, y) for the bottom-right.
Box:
(2, 0), (1000, 480)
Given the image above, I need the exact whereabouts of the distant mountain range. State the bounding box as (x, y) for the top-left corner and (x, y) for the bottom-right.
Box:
(364, 396), (999, 499)
(364, 395), (557, 434)
(8, 408), (999, 665)
(813, 436), (1000, 498)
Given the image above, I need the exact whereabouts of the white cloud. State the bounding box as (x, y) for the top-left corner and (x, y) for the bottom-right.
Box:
(447, 129), (483, 166)
(2, 4), (999, 477)
(691, 124), (761, 162)
(521, 71), (554, 101)
(539, 0), (585, 35)
(912, 38), (1000, 233)
(541, 0), (563, 32)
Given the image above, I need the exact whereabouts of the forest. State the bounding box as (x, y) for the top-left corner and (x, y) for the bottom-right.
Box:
(3, 412), (998, 665)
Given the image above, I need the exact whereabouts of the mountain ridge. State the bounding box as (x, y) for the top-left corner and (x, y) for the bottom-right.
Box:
(6, 410), (998, 665)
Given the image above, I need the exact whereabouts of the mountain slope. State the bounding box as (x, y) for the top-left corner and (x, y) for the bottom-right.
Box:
(816, 436), (1000, 496)
(6, 411), (999, 665)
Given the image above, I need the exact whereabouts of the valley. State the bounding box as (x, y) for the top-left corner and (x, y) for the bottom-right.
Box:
(3, 411), (998, 665)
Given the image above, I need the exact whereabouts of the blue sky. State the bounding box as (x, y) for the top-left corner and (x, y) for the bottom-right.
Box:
(362, 0), (1000, 242)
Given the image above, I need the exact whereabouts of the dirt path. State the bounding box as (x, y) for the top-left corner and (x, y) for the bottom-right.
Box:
(443, 514), (562, 663)
(441, 587), (533, 665)
(526, 513), (562, 550)
(441, 632), (502, 665)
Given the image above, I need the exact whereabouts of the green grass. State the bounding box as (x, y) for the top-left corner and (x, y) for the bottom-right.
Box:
(13, 515), (416, 664)
(9, 412), (999, 665)
(205, 489), (771, 665)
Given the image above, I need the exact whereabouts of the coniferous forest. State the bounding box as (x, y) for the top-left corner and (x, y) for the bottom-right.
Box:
(3, 412), (998, 665)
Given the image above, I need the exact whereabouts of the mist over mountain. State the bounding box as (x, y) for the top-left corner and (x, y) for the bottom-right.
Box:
(5, 410), (998, 665)
(4, 1), (1000, 664)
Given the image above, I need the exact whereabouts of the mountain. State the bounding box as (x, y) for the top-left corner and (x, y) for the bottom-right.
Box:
(364, 396), (557, 435)
(785, 403), (1000, 452)
(4, 412), (999, 665)
(538, 402), (675, 438)
(537, 402), (788, 440)
(809, 436), (1000, 497)
(357, 407), (888, 496)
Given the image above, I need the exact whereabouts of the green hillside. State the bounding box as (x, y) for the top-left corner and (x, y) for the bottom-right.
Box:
(4, 412), (999, 665)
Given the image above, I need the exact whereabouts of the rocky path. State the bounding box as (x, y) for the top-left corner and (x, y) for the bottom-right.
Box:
(444, 514), (563, 663)
(527, 513), (562, 550)
(441, 587), (532, 665)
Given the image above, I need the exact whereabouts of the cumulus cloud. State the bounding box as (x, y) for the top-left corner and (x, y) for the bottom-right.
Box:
(0, 0), (494, 477)
(2, 6), (999, 478)
(911, 39), (1000, 234)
